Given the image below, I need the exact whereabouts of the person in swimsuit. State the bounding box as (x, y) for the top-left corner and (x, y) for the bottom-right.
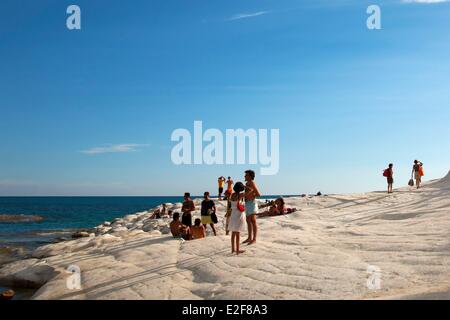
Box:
(225, 177), (233, 200)
(218, 176), (226, 200)
(257, 198), (296, 217)
(386, 163), (394, 194)
(274, 198), (286, 214)
(170, 212), (191, 240)
(412, 160), (423, 189)
(181, 192), (195, 227)
(191, 218), (206, 240)
(243, 170), (261, 245)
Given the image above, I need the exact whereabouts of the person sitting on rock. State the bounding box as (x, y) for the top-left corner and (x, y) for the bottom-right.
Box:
(191, 218), (206, 240)
(170, 212), (191, 240)
(149, 208), (160, 219)
(275, 198), (286, 214)
(258, 198), (297, 217)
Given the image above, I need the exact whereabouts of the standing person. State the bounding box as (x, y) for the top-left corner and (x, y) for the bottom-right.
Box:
(243, 170), (261, 245)
(218, 176), (226, 200)
(225, 196), (232, 236)
(229, 182), (247, 255)
(201, 192), (217, 236)
(181, 192), (195, 228)
(383, 163), (394, 194)
(225, 177), (234, 200)
(412, 160), (424, 189)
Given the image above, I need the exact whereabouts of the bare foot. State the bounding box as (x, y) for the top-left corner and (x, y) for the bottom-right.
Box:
(242, 239), (251, 244)
(236, 250), (245, 255)
(247, 240), (256, 245)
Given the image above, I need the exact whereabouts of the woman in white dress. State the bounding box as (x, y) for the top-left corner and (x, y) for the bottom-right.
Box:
(228, 182), (247, 255)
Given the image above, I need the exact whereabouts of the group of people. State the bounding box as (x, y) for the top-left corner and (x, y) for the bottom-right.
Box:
(169, 170), (261, 255)
(257, 198), (297, 217)
(161, 160), (427, 254)
(383, 160), (425, 193)
(149, 203), (173, 219)
(217, 176), (234, 200)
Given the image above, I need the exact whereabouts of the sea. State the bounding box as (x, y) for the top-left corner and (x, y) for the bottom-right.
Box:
(0, 196), (184, 252)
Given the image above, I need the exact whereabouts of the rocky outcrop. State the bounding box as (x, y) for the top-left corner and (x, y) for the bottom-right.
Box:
(0, 259), (60, 289)
(0, 214), (44, 223)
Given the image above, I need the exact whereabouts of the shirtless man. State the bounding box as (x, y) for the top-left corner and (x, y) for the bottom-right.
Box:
(181, 192), (195, 227)
(170, 212), (191, 240)
(191, 218), (206, 239)
(243, 170), (261, 245)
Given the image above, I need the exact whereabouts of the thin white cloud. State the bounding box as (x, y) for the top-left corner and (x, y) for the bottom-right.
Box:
(228, 11), (270, 21)
(402, 0), (450, 3)
(81, 144), (149, 155)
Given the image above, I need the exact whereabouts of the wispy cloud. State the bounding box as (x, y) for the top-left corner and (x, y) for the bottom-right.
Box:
(402, 0), (450, 3)
(228, 11), (270, 21)
(81, 144), (149, 155)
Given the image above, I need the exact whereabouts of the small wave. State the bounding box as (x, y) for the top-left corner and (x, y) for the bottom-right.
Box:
(0, 214), (45, 223)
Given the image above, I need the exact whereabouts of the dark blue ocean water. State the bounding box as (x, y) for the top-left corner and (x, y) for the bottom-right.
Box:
(0, 196), (191, 250)
(0, 195), (280, 249)
(0, 196), (182, 235)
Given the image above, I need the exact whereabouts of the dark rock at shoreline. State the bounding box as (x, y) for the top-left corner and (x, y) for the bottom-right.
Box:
(71, 229), (94, 239)
(0, 215), (44, 223)
(0, 259), (59, 289)
(55, 237), (71, 242)
(72, 231), (90, 238)
(0, 246), (27, 268)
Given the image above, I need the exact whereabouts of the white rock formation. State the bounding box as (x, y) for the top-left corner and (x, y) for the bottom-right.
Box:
(1, 172), (449, 299)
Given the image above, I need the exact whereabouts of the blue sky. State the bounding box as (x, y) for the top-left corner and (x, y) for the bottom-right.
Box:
(0, 0), (449, 196)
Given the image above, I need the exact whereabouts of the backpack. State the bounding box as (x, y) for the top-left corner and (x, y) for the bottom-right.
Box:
(383, 169), (390, 177)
